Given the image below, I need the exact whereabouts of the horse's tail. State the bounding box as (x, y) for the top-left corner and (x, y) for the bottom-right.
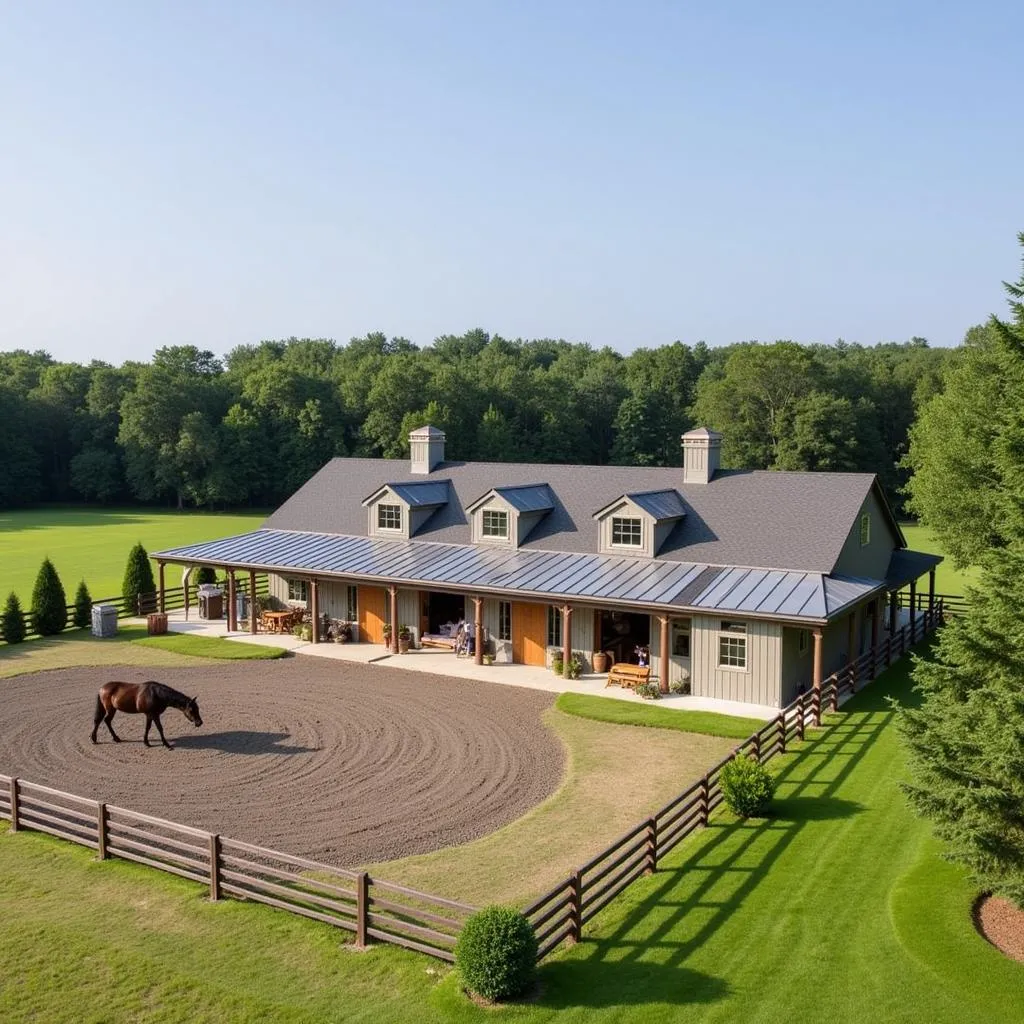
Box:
(94, 693), (105, 725)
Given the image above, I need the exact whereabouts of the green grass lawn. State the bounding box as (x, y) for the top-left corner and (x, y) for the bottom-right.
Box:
(900, 522), (979, 595)
(133, 631), (289, 660)
(2, 646), (1020, 1022)
(0, 506), (266, 604)
(555, 692), (764, 740)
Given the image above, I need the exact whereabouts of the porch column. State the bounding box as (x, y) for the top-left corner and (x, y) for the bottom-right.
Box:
(658, 614), (670, 694)
(888, 590), (898, 635)
(389, 585), (399, 653)
(870, 601), (879, 650)
(310, 579), (320, 643)
(846, 611), (857, 663)
(227, 572), (236, 632)
(561, 604), (573, 674)
(909, 579), (917, 637)
(928, 569), (936, 616)
(474, 596), (484, 665)
(158, 562), (165, 614)
(249, 570), (257, 634)
(812, 629), (824, 690)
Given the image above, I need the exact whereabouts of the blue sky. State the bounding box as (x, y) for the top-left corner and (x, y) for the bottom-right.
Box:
(1, 1), (1021, 363)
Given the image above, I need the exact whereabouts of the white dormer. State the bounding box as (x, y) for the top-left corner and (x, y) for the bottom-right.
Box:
(361, 480), (449, 539)
(592, 490), (687, 557)
(465, 484), (555, 549)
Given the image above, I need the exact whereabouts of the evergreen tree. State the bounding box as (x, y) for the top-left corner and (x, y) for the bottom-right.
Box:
(122, 542), (156, 613)
(30, 557), (67, 635)
(73, 579), (92, 629)
(2, 592), (26, 644)
(195, 566), (217, 586)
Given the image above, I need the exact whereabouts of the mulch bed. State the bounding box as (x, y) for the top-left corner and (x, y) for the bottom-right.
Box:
(975, 893), (1024, 963)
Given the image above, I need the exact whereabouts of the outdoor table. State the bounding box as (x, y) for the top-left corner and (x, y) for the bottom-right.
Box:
(263, 610), (293, 633)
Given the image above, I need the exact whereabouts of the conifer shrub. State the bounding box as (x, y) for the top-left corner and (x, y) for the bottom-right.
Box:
(455, 906), (537, 1003)
(73, 580), (92, 629)
(122, 543), (156, 613)
(31, 558), (67, 636)
(2, 592), (26, 644)
(720, 755), (776, 818)
(195, 566), (217, 586)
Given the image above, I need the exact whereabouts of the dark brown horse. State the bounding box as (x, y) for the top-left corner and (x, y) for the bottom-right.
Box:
(92, 681), (202, 749)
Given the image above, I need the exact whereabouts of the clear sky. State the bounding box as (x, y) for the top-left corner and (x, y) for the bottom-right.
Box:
(1, 1), (1022, 364)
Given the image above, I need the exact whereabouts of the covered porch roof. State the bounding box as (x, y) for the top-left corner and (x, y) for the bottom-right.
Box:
(154, 528), (890, 625)
(885, 549), (944, 590)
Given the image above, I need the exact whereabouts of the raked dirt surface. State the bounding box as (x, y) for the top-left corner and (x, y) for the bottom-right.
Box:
(0, 660), (563, 866)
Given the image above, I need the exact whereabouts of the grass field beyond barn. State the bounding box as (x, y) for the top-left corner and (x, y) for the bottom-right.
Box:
(0, 507), (266, 604)
(899, 522), (978, 595)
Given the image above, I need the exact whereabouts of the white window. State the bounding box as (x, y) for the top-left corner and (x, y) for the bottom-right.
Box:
(860, 513), (871, 547)
(547, 605), (562, 648)
(498, 601), (512, 641)
(378, 503), (402, 531)
(287, 579), (308, 603)
(798, 629), (809, 656)
(346, 585), (358, 622)
(482, 509), (509, 539)
(611, 517), (643, 547)
(718, 620), (747, 669)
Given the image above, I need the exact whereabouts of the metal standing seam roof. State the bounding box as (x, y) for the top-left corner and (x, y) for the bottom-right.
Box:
(465, 484), (556, 514)
(154, 529), (883, 623)
(626, 490), (688, 521)
(365, 480), (451, 508)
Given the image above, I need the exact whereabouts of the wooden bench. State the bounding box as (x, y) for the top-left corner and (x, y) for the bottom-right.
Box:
(606, 663), (651, 689)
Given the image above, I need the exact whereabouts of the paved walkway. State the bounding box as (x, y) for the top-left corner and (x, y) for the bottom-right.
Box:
(154, 610), (779, 720)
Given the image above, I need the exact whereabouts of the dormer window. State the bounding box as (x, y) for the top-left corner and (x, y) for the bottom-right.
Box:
(482, 509), (509, 539)
(377, 504), (403, 531)
(611, 516), (643, 547)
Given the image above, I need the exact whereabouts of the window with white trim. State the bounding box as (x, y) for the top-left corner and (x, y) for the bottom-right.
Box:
(482, 509), (509, 539)
(346, 585), (358, 622)
(498, 601), (512, 641)
(611, 516), (643, 547)
(378, 503), (402, 531)
(287, 579), (308, 603)
(860, 512), (871, 546)
(547, 605), (562, 648)
(718, 620), (747, 669)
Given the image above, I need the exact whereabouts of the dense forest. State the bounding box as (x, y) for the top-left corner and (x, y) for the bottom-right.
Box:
(0, 331), (956, 513)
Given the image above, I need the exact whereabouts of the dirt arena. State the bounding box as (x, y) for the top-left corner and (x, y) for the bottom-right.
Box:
(0, 661), (564, 866)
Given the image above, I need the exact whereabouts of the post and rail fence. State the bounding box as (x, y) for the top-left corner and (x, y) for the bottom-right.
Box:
(0, 575), (270, 645)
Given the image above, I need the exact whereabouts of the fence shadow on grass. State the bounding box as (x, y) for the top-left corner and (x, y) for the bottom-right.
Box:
(173, 731), (319, 755)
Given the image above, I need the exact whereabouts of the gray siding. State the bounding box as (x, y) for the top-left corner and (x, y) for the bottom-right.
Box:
(650, 616), (693, 687)
(833, 489), (900, 579)
(780, 626), (812, 705)
(690, 615), (783, 707)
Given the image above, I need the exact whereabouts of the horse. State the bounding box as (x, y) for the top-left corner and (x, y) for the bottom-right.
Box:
(91, 681), (202, 749)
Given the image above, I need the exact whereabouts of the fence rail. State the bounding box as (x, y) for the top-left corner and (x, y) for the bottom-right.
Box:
(0, 777), (473, 961)
(521, 603), (945, 960)
(0, 576), (269, 645)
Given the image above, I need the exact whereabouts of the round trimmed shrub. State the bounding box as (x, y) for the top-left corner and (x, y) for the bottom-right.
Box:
(122, 542), (156, 612)
(195, 566), (217, 586)
(31, 557), (67, 636)
(2, 592), (26, 644)
(720, 755), (776, 818)
(73, 580), (92, 629)
(455, 906), (537, 1003)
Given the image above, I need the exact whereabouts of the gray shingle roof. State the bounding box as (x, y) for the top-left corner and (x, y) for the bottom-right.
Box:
(263, 458), (884, 574)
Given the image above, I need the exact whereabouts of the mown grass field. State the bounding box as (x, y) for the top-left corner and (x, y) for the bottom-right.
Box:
(2, 648), (1020, 1023)
(900, 522), (979, 594)
(0, 506), (266, 604)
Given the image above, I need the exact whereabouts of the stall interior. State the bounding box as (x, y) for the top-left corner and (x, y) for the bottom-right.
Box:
(419, 592), (467, 649)
(598, 610), (651, 665)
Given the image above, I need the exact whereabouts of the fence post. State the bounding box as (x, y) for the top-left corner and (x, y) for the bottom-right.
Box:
(830, 677), (839, 714)
(97, 802), (108, 859)
(752, 730), (762, 763)
(796, 693), (805, 742)
(568, 869), (582, 944)
(812, 687), (821, 728)
(9, 777), (19, 832)
(884, 635), (892, 668)
(777, 714), (786, 754)
(644, 817), (657, 875)
(209, 833), (221, 901)
(355, 871), (369, 948)
(699, 774), (710, 825)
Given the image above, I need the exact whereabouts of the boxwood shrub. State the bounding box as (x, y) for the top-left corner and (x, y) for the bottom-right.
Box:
(720, 755), (776, 818)
(455, 906), (537, 1003)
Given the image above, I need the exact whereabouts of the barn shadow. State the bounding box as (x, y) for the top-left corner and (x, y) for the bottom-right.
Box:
(173, 730), (318, 755)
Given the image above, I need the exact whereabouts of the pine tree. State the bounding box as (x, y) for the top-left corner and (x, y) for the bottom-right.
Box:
(31, 558), (67, 636)
(195, 566), (217, 586)
(122, 542), (156, 614)
(2, 592), (26, 644)
(73, 580), (92, 629)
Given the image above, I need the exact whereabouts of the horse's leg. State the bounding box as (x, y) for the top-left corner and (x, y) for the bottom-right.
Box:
(92, 695), (104, 744)
(143, 715), (152, 747)
(104, 709), (121, 743)
(153, 713), (173, 750)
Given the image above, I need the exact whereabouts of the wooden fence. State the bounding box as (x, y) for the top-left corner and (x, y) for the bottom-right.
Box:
(897, 589), (968, 616)
(0, 576), (269, 645)
(0, 776), (474, 961)
(522, 603), (945, 960)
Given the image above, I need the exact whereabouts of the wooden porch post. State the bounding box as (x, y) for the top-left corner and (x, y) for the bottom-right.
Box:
(474, 596), (484, 665)
(846, 611), (857, 663)
(389, 584), (399, 654)
(310, 579), (320, 643)
(227, 572), (236, 632)
(812, 628), (823, 691)
(928, 569), (936, 616)
(909, 579), (917, 638)
(888, 590), (898, 635)
(249, 570), (257, 633)
(658, 614), (670, 694)
(870, 600), (879, 650)
(561, 604), (573, 674)
(158, 562), (165, 614)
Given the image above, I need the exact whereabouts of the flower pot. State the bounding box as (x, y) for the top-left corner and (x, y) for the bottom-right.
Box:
(592, 651), (610, 673)
(398, 638), (410, 654)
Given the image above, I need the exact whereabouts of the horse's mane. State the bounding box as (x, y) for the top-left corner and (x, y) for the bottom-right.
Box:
(144, 681), (192, 707)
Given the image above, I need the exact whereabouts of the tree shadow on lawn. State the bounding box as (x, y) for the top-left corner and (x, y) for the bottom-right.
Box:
(173, 731), (319, 755)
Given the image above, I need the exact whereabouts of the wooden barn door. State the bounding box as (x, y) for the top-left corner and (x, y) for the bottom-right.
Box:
(358, 586), (387, 643)
(512, 602), (547, 666)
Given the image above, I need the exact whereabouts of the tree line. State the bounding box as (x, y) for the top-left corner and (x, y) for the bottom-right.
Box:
(0, 330), (953, 513)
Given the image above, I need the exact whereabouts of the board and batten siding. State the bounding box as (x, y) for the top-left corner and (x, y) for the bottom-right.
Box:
(649, 616), (691, 687)
(833, 489), (900, 580)
(690, 615), (783, 707)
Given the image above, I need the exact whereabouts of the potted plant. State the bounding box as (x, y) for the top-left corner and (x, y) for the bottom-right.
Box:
(564, 654), (583, 680)
(482, 653), (494, 666)
(398, 624), (411, 654)
(300, 623), (313, 642)
(334, 621), (352, 644)
(382, 622), (393, 647)
(592, 650), (610, 674)
(551, 651), (564, 676)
